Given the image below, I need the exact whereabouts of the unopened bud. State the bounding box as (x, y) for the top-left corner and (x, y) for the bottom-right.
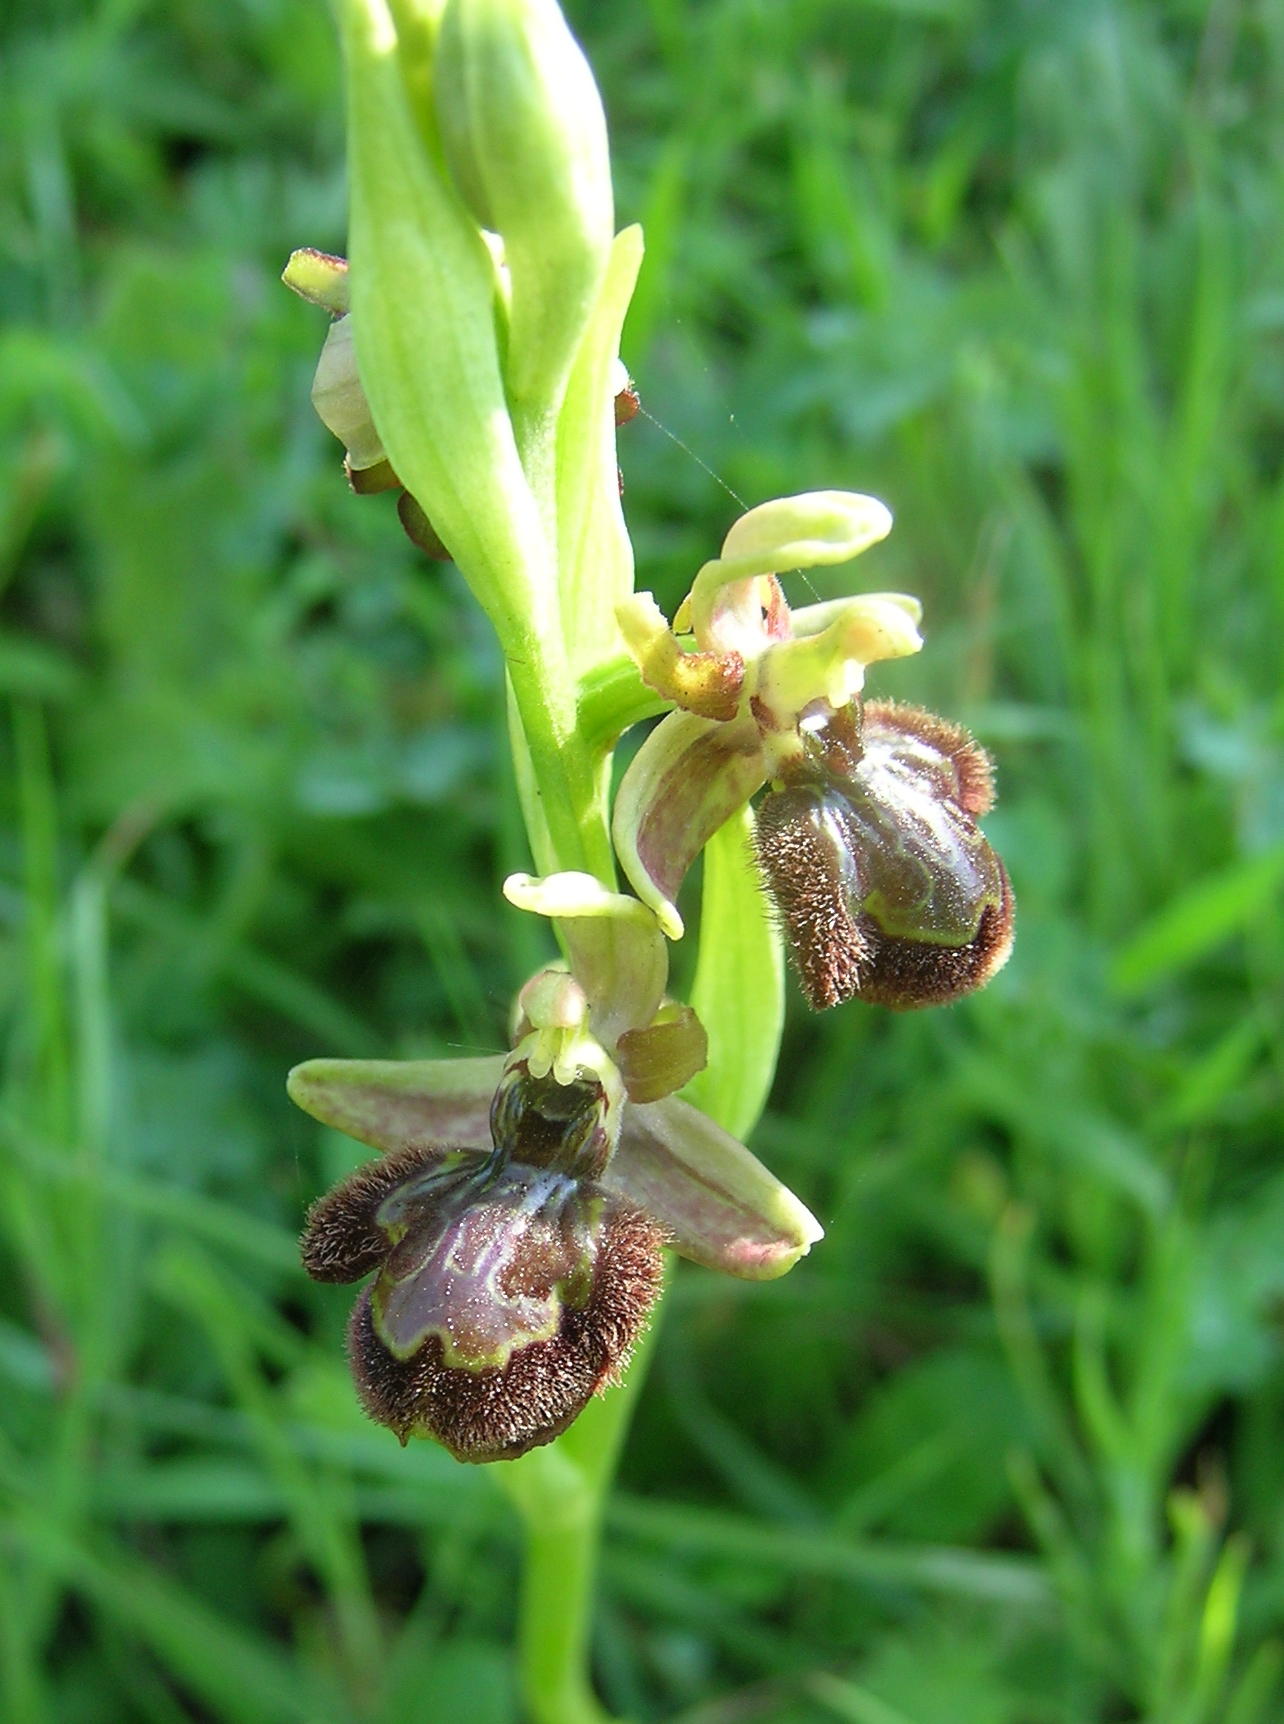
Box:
(435, 0), (613, 410)
(311, 316), (389, 475)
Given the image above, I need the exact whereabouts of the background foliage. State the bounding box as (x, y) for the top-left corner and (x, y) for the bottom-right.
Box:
(3, 1), (1283, 1719)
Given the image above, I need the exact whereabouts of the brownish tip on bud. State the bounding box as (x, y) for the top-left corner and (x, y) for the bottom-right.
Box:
(396, 491), (452, 560)
(346, 456), (401, 496)
(347, 1201), (664, 1463)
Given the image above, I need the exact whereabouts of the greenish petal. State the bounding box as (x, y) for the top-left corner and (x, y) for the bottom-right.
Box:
(612, 710), (766, 939)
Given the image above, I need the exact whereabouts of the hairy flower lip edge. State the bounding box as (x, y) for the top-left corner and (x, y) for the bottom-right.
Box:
(344, 1191), (666, 1463)
(288, 1056), (821, 1279)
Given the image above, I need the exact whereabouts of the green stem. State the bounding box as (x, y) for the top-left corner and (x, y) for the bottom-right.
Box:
(513, 1458), (614, 1724)
(498, 1285), (663, 1724)
(505, 644), (615, 883)
(489, 474), (632, 1723)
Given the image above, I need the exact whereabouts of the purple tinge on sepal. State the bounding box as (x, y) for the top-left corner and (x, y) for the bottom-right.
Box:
(602, 1095), (822, 1280)
(286, 1056), (503, 1155)
(612, 710), (766, 937)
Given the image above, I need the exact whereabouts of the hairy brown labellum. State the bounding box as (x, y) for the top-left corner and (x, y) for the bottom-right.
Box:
(348, 1197), (663, 1462)
(755, 701), (1013, 1010)
(300, 1085), (665, 1461)
(300, 1142), (476, 1283)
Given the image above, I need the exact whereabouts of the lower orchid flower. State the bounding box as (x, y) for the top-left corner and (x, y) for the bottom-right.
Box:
(291, 872), (821, 1462)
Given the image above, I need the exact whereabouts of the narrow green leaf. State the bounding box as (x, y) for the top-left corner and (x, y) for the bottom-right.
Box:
(1111, 844), (1284, 995)
(684, 806), (784, 1141)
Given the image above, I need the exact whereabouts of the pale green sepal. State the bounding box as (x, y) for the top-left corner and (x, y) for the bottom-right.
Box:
(342, 0), (551, 634)
(756, 593), (924, 718)
(556, 225), (644, 666)
(787, 591), (922, 641)
(683, 805), (784, 1142)
(684, 491), (894, 648)
(719, 489), (893, 578)
(612, 709), (766, 939)
(435, 0), (613, 418)
(311, 317), (388, 471)
(504, 870), (667, 1044)
(606, 1096), (822, 1280)
(287, 1055), (502, 1152)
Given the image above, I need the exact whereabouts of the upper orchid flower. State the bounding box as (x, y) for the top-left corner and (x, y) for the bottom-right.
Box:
(291, 872), (821, 1463)
(612, 490), (920, 939)
(613, 491), (1014, 1010)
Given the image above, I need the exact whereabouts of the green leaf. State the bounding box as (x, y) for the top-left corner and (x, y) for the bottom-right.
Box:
(683, 805), (784, 1141)
(1110, 843), (1284, 995)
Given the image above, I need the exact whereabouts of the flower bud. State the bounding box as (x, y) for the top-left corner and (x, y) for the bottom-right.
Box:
(435, 0), (613, 411)
(281, 247), (350, 315)
(310, 316), (389, 476)
(754, 702), (1014, 1010)
(614, 374), (640, 426)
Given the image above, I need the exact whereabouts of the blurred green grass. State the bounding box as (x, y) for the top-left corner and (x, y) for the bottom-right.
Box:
(2, 0), (1283, 1719)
